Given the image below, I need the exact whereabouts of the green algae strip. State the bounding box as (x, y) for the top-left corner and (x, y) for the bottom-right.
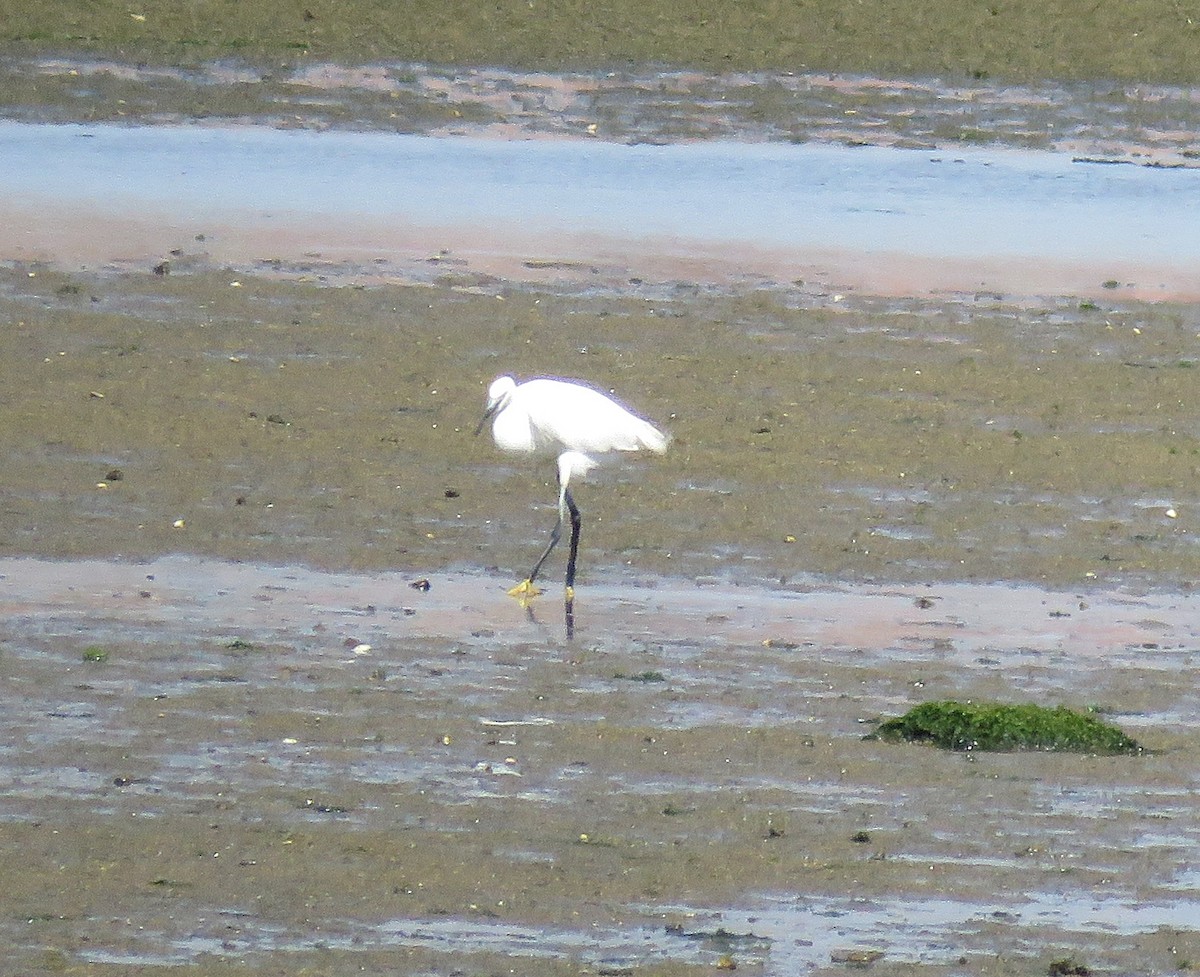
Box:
(2, 0), (1198, 85)
(868, 701), (1144, 755)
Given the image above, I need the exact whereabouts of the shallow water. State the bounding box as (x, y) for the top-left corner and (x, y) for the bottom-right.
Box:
(3, 119), (1199, 299)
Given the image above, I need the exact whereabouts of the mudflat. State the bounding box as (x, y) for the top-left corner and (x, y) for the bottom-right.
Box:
(2, 10), (1200, 976)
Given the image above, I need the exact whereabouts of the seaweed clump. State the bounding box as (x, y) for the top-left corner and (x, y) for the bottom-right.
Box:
(868, 701), (1143, 755)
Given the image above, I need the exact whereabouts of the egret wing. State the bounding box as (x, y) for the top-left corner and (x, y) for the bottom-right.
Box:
(521, 379), (667, 454)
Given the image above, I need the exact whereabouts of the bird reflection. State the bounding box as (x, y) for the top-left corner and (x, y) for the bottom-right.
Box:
(520, 589), (577, 641)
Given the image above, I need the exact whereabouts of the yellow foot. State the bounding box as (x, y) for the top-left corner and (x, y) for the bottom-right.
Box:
(507, 578), (543, 604)
(565, 585), (575, 602)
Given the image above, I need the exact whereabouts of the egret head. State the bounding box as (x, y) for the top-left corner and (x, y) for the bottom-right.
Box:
(475, 375), (517, 436)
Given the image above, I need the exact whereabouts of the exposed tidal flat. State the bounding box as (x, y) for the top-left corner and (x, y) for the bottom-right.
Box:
(2, 5), (1200, 975)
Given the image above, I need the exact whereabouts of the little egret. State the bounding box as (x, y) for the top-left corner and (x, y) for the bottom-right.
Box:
(476, 375), (669, 600)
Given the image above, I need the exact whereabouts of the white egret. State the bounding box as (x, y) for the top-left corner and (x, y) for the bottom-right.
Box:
(476, 375), (669, 600)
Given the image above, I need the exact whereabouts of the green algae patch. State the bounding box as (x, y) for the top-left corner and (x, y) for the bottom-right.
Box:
(868, 701), (1144, 755)
(3, 0), (1200, 85)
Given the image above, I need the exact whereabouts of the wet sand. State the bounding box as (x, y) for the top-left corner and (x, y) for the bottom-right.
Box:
(2, 64), (1200, 977)
(2, 556), (1199, 974)
(8, 198), (1200, 304)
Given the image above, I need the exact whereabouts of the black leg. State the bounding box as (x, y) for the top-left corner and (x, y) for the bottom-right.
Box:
(527, 515), (562, 584)
(564, 488), (581, 591)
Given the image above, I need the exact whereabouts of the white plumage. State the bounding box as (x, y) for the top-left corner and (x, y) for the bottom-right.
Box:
(476, 374), (669, 599)
(485, 376), (668, 459)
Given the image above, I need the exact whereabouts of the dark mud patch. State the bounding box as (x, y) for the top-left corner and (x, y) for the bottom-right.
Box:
(1, 556), (1199, 974)
(4, 58), (1200, 168)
